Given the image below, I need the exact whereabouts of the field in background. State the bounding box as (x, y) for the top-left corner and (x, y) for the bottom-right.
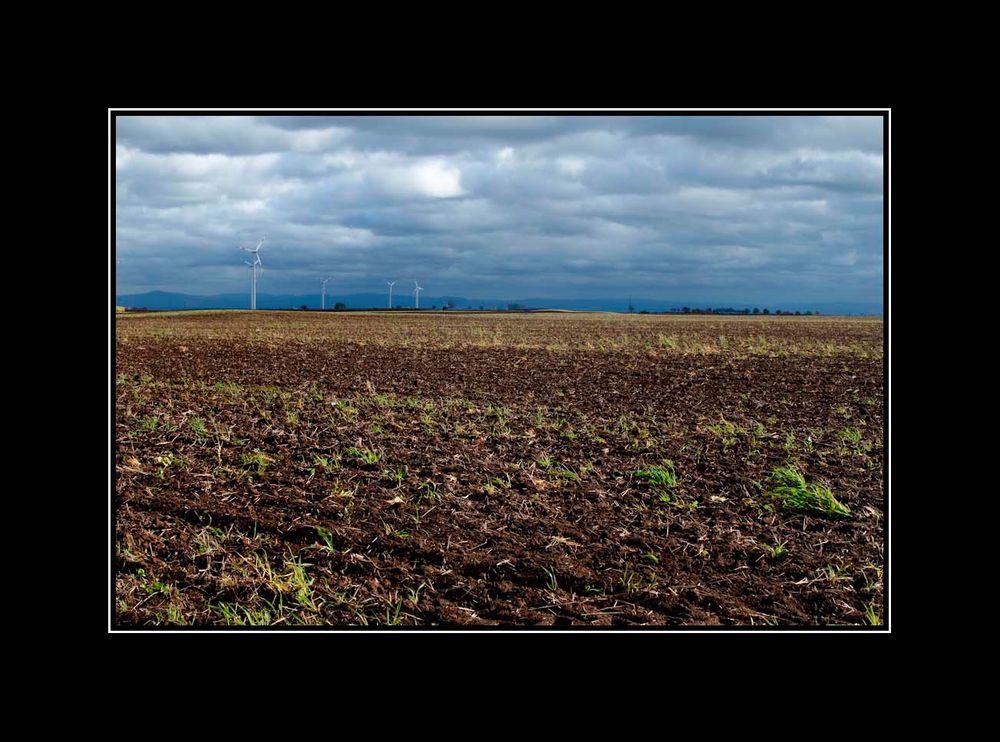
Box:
(115, 312), (884, 626)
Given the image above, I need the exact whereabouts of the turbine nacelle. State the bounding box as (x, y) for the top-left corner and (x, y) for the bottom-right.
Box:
(240, 237), (265, 265)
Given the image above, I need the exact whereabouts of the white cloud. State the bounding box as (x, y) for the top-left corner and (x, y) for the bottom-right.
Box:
(557, 157), (586, 176)
(372, 159), (465, 199)
(409, 160), (465, 198)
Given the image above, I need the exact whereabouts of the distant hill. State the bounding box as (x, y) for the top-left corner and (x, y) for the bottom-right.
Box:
(114, 290), (883, 316)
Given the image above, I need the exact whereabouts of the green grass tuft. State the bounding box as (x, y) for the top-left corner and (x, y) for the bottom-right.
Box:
(767, 466), (850, 517)
(240, 450), (271, 475)
(632, 461), (677, 488)
(755, 539), (789, 559)
(346, 446), (381, 466)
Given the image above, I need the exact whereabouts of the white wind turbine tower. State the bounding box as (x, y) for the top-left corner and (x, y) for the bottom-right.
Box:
(386, 280), (396, 309)
(239, 237), (265, 310)
(320, 277), (332, 311)
(413, 280), (423, 309)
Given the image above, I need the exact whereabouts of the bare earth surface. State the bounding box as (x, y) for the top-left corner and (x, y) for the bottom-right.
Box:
(114, 312), (885, 627)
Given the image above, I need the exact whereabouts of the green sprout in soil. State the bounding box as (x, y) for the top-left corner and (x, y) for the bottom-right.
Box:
(672, 499), (699, 511)
(482, 473), (512, 494)
(619, 565), (642, 593)
(542, 566), (558, 591)
(756, 539), (789, 560)
(551, 464), (580, 482)
(315, 526), (337, 552)
(707, 419), (740, 449)
(385, 598), (404, 625)
(313, 455), (338, 474)
(240, 450), (271, 475)
(418, 481), (441, 503)
(767, 466), (850, 518)
(383, 466), (408, 486)
(188, 416), (209, 440)
(839, 427), (872, 456)
(407, 584), (424, 607)
(347, 446), (382, 466)
(632, 461), (677, 488)
(154, 453), (183, 479)
(863, 602), (881, 626)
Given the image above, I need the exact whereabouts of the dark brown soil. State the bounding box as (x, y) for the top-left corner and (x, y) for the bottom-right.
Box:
(114, 312), (884, 627)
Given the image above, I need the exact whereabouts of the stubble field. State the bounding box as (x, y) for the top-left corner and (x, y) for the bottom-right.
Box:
(114, 311), (884, 627)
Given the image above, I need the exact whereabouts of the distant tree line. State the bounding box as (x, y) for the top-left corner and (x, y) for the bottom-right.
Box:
(301, 302), (348, 311)
(665, 307), (819, 316)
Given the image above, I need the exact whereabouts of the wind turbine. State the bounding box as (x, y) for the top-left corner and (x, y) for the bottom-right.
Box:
(386, 280), (396, 309)
(413, 280), (423, 309)
(320, 277), (332, 311)
(239, 237), (265, 310)
(242, 258), (260, 309)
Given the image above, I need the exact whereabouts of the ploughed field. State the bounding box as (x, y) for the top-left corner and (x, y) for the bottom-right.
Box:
(115, 312), (884, 626)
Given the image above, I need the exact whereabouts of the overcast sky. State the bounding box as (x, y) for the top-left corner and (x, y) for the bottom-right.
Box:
(114, 114), (884, 303)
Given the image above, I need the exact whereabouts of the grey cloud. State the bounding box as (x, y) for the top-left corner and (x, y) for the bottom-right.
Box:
(115, 114), (884, 305)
